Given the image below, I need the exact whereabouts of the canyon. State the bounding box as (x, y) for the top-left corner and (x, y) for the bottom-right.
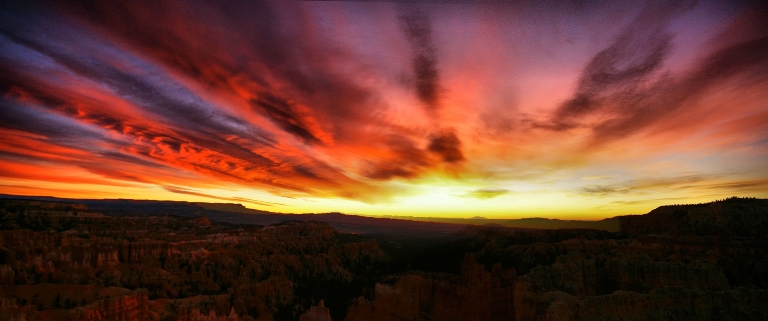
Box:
(0, 196), (766, 320)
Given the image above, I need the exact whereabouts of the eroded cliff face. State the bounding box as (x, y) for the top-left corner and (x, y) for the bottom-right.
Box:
(174, 306), (240, 321)
(511, 251), (738, 321)
(544, 287), (768, 321)
(67, 291), (152, 321)
(299, 300), (332, 321)
(1, 197), (767, 321)
(0, 288), (153, 321)
(342, 199), (768, 321)
(0, 297), (37, 321)
(617, 197), (768, 237)
(345, 254), (516, 321)
(0, 200), (389, 321)
(349, 245), (765, 321)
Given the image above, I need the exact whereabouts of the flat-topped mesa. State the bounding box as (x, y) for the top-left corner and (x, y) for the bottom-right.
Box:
(0, 199), (101, 217)
(0, 199), (89, 211)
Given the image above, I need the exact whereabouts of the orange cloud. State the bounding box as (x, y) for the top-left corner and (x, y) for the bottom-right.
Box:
(1, 0), (767, 217)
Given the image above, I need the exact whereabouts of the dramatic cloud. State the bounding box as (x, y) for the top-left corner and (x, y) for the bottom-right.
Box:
(542, 1), (768, 147)
(579, 175), (718, 196)
(427, 128), (464, 163)
(399, 8), (465, 165)
(400, 9), (441, 112)
(0, 0), (767, 218)
(464, 188), (509, 200)
(163, 186), (284, 207)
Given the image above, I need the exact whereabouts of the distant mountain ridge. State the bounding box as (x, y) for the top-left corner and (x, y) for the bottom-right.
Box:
(2, 194), (765, 236)
(0, 194), (622, 233)
(377, 215), (621, 232)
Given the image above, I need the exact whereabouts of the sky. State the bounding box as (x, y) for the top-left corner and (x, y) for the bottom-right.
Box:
(1, 0), (767, 219)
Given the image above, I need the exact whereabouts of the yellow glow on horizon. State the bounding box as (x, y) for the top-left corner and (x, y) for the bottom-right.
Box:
(3, 173), (765, 221)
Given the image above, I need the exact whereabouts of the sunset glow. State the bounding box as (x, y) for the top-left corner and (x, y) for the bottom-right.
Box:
(1, 0), (767, 219)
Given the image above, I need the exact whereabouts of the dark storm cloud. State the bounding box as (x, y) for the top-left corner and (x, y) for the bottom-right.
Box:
(427, 128), (464, 163)
(400, 9), (441, 111)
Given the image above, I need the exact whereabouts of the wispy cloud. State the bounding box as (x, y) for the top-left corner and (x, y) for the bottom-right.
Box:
(0, 0), (766, 216)
(537, 1), (768, 149)
(578, 174), (768, 197)
(463, 188), (509, 200)
(163, 186), (285, 207)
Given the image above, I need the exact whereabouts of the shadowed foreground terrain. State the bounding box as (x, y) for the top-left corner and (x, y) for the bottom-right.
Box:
(0, 197), (766, 320)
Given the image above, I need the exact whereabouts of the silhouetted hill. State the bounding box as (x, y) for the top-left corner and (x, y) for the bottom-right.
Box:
(617, 197), (768, 236)
(2, 194), (764, 238)
(0, 195), (513, 238)
(0, 194), (621, 235)
(377, 216), (621, 232)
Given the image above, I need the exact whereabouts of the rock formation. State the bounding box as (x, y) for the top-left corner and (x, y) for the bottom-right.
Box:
(67, 291), (153, 321)
(299, 300), (332, 321)
(1, 197), (767, 321)
(344, 254), (516, 321)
